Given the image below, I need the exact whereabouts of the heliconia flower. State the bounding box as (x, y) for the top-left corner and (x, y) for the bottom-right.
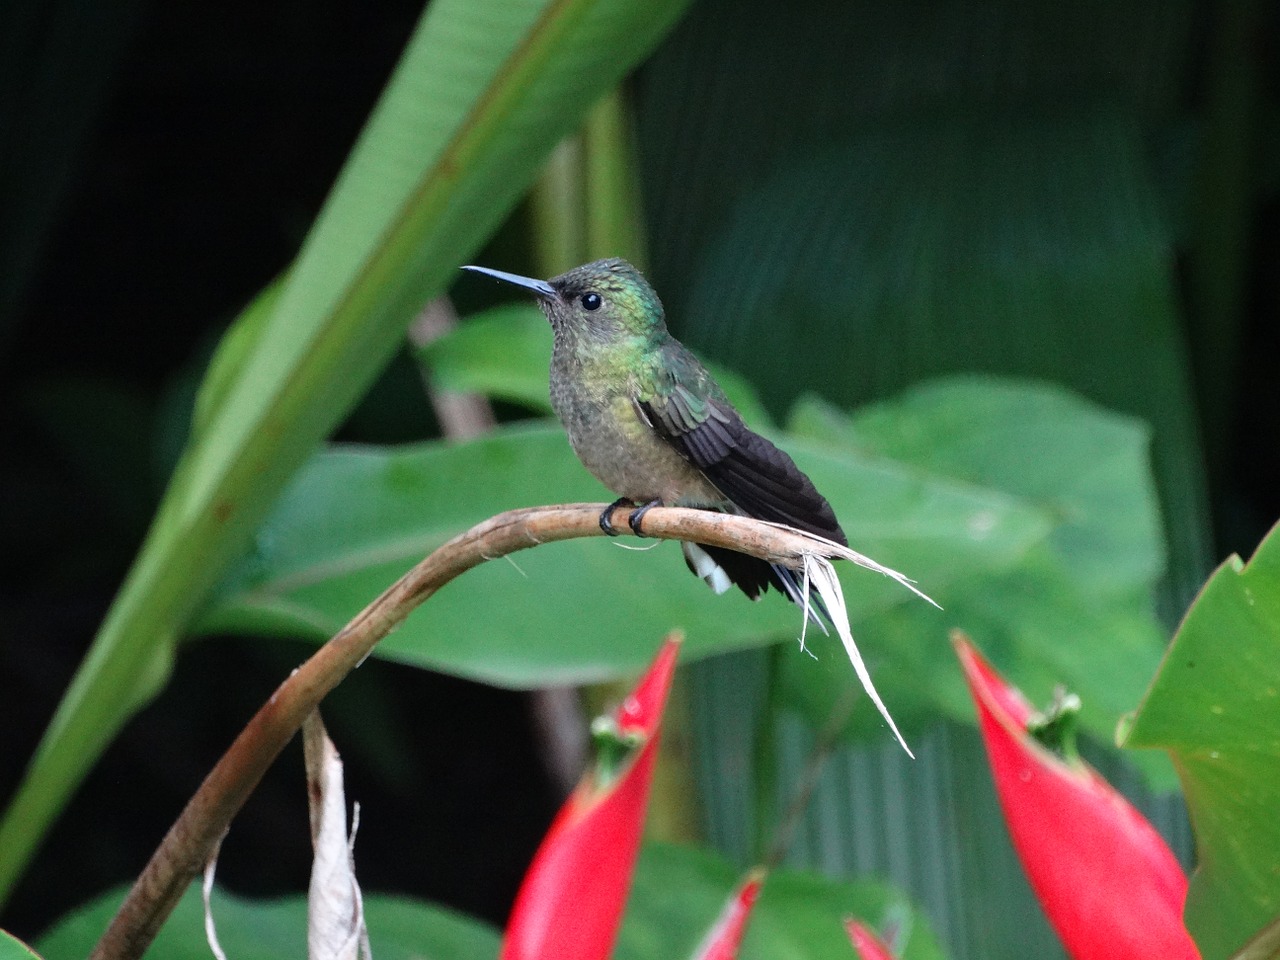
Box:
(954, 634), (1200, 960)
(500, 634), (682, 960)
(690, 869), (766, 960)
(844, 918), (897, 960)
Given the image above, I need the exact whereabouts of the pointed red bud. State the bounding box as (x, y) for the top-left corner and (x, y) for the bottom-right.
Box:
(690, 869), (766, 960)
(500, 634), (682, 960)
(955, 635), (1199, 959)
(844, 919), (897, 960)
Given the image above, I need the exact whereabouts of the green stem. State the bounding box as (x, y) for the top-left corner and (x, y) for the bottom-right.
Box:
(529, 136), (588, 277)
(530, 84), (695, 840)
(584, 87), (648, 268)
(749, 645), (782, 862)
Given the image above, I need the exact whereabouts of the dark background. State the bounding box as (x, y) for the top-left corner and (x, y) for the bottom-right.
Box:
(2, 0), (1276, 944)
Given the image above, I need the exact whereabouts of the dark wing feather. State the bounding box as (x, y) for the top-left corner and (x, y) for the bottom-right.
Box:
(637, 351), (845, 626)
(638, 384), (847, 546)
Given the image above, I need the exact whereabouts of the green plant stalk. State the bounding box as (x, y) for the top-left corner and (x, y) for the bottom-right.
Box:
(528, 84), (699, 843)
(529, 137), (589, 278)
(583, 90), (700, 844)
(750, 645), (783, 862)
(584, 88), (648, 270)
(0, 0), (692, 906)
(643, 666), (703, 844)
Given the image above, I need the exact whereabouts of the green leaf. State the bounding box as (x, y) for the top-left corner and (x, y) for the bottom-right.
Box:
(197, 418), (1040, 687)
(825, 378), (1164, 599)
(0, 0), (693, 902)
(417, 303), (554, 413)
(190, 277), (284, 437)
(35, 885), (499, 960)
(777, 378), (1170, 767)
(618, 842), (946, 959)
(1125, 522), (1280, 958)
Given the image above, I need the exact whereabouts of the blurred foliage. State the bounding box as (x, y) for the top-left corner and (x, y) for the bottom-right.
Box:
(618, 843), (946, 960)
(416, 303), (555, 413)
(196, 376), (1166, 775)
(1, 0), (1277, 956)
(197, 394), (1031, 688)
(638, 9), (1209, 609)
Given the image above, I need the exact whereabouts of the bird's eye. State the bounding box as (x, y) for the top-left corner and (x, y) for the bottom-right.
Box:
(580, 292), (602, 311)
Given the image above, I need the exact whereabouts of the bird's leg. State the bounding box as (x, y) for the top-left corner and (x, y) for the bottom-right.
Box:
(599, 497), (635, 536)
(628, 498), (665, 537)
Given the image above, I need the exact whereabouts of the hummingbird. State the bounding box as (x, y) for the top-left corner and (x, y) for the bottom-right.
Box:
(462, 258), (848, 621)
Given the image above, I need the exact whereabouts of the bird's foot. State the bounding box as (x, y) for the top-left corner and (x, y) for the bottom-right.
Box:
(599, 498), (635, 536)
(628, 498), (664, 537)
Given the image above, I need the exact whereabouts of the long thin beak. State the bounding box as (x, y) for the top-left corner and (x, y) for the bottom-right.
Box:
(461, 264), (556, 297)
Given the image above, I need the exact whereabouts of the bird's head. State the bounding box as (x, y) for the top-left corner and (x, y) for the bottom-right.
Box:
(462, 258), (666, 343)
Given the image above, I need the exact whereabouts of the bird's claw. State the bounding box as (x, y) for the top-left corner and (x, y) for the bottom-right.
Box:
(599, 498), (634, 536)
(628, 498), (664, 538)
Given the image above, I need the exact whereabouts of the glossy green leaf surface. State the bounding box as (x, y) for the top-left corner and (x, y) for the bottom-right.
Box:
(199, 415), (1040, 687)
(617, 842), (946, 960)
(0, 0), (692, 902)
(36, 886), (500, 960)
(1125, 522), (1280, 958)
(777, 378), (1169, 760)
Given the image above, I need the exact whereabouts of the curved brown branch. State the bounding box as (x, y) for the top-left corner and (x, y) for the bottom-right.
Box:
(91, 502), (881, 960)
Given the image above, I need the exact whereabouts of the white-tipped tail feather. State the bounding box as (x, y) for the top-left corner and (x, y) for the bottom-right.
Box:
(682, 542), (734, 595)
(800, 554), (913, 758)
(680, 524), (928, 759)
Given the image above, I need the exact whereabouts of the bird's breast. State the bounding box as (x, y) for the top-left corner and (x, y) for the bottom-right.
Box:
(549, 359), (720, 505)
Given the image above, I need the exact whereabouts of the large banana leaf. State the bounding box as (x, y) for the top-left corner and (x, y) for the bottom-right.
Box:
(0, 0), (691, 903)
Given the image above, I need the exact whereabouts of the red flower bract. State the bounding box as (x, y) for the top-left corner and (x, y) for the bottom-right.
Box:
(691, 870), (765, 960)
(955, 635), (1199, 960)
(844, 918), (896, 960)
(500, 634), (681, 960)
